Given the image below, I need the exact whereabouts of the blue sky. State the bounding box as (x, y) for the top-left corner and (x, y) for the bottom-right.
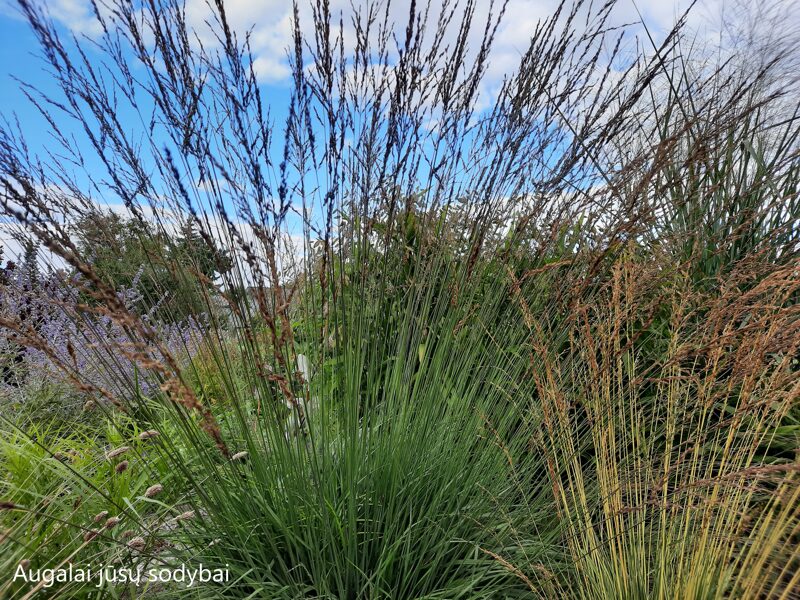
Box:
(0, 0), (711, 137)
(0, 10), (56, 154)
(1, 0), (791, 144)
(0, 0), (793, 267)
(0, 0), (710, 179)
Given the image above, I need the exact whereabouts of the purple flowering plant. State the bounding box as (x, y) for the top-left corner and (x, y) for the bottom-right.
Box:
(0, 254), (204, 416)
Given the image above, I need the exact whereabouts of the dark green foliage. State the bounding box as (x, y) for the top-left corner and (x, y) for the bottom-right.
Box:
(73, 212), (231, 322)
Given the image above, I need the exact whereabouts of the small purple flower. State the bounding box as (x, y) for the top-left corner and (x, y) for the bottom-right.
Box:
(0, 259), (205, 406)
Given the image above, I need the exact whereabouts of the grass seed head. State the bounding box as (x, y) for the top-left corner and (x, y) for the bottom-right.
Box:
(127, 536), (146, 551)
(93, 510), (109, 523)
(106, 446), (130, 460)
(145, 484), (163, 498)
(83, 529), (100, 542)
(104, 516), (121, 529)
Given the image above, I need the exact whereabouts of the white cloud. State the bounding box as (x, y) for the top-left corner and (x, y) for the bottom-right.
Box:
(27, 0), (790, 86)
(34, 0), (107, 36)
(181, 0), (294, 83)
(252, 53), (292, 83)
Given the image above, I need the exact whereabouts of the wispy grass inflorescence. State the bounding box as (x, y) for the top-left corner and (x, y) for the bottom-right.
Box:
(0, 0), (797, 597)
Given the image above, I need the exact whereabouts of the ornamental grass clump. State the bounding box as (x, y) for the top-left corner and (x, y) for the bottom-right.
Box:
(0, 0), (797, 597)
(523, 256), (800, 599)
